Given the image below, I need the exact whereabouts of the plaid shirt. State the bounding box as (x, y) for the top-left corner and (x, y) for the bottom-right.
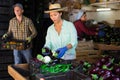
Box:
(7, 16), (37, 40)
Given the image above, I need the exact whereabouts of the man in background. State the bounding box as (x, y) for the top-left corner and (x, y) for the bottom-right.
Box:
(2, 3), (37, 64)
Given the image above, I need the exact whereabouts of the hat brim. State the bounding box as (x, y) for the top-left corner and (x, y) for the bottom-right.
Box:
(44, 7), (67, 13)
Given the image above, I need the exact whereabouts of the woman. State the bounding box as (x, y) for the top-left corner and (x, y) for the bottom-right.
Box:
(44, 3), (78, 60)
(74, 10), (105, 40)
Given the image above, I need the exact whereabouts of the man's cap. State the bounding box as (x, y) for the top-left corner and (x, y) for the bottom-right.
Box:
(13, 3), (23, 10)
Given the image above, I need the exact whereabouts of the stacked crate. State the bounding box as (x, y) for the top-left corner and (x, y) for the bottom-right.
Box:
(114, 20), (120, 27)
(0, 50), (14, 80)
(76, 40), (101, 63)
(0, 0), (14, 80)
(0, 0), (14, 38)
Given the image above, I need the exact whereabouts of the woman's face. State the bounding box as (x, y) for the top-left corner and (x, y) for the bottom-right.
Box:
(80, 14), (87, 21)
(49, 11), (62, 24)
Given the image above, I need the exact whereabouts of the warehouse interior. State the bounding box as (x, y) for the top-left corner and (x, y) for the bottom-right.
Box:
(0, 0), (120, 80)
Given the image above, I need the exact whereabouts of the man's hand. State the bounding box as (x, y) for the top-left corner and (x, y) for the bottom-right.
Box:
(56, 46), (68, 58)
(2, 34), (8, 39)
(26, 37), (32, 43)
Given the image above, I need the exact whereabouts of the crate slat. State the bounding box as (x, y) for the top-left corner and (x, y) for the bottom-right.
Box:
(76, 50), (101, 63)
(0, 56), (13, 64)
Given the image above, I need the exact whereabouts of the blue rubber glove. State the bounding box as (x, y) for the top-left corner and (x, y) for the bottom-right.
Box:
(56, 46), (68, 58)
(98, 30), (105, 37)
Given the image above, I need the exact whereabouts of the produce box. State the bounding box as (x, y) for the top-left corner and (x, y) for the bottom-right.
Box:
(8, 64), (30, 80)
(114, 20), (120, 27)
(1, 40), (30, 50)
(35, 70), (91, 80)
(8, 63), (91, 80)
(94, 43), (120, 50)
(76, 40), (94, 50)
(76, 50), (101, 63)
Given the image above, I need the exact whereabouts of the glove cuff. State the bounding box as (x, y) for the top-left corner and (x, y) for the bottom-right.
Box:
(64, 46), (68, 51)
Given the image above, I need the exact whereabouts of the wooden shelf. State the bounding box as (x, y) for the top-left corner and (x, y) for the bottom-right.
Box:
(94, 43), (120, 50)
(91, 1), (120, 6)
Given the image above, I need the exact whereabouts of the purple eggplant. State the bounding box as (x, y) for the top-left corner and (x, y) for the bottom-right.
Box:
(104, 61), (114, 68)
(100, 57), (107, 64)
(42, 47), (52, 56)
(98, 69), (105, 76)
(95, 61), (103, 68)
(32, 58), (42, 63)
(113, 65), (120, 76)
(100, 56), (113, 64)
(112, 75), (120, 80)
(79, 60), (84, 65)
(89, 67), (100, 74)
(102, 65), (113, 71)
(99, 70), (112, 80)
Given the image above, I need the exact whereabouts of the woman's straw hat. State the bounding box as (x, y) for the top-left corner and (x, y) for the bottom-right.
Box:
(44, 3), (67, 13)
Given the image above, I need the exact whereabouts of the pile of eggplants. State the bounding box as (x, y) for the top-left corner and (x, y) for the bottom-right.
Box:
(79, 55), (120, 80)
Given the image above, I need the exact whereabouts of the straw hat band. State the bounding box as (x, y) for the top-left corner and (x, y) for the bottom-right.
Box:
(48, 8), (62, 11)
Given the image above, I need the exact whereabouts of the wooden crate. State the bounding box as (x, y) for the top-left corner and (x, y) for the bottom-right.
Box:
(94, 43), (120, 50)
(8, 64), (29, 80)
(114, 20), (120, 27)
(76, 50), (101, 63)
(76, 40), (94, 50)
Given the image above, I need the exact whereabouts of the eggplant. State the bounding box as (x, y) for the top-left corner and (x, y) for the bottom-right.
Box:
(100, 57), (107, 64)
(95, 61), (103, 68)
(99, 70), (112, 80)
(79, 60), (84, 65)
(113, 65), (120, 76)
(80, 61), (92, 71)
(101, 58), (114, 71)
(42, 47), (52, 56)
(112, 75), (120, 80)
(100, 56), (113, 64)
(104, 61), (114, 68)
(89, 67), (100, 74)
(102, 65), (113, 71)
(32, 58), (40, 62)
(98, 69), (105, 76)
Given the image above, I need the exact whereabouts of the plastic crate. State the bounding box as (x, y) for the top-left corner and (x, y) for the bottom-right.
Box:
(0, 50), (13, 56)
(1, 40), (30, 50)
(0, 70), (10, 78)
(29, 58), (44, 75)
(35, 70), (91, 80)
(0, 0), (13, 6)
(0, 56), (13, 64)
